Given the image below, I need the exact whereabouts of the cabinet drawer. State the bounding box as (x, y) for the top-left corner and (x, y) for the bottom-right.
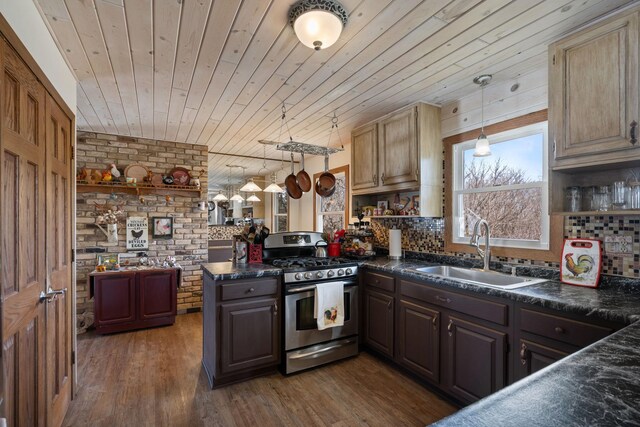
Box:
(220, 278), (278, 301)
(363, 271), (395, 293)
(519, 308), (613, 347)
(400, 280), (508, 326)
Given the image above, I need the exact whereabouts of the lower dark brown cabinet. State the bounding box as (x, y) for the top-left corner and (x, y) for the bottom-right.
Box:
(219, 297), (279, 375)
(364, 289), (394, 358)
(93, 268), (178, 334)
(398, 299), (440, 383)
(444, 314), (507, 404)
(202, 275), (281, 388)
(516, 339), (569, 380)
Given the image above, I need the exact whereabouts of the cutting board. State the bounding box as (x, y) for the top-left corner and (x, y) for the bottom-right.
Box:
(560, 238), (602, 288)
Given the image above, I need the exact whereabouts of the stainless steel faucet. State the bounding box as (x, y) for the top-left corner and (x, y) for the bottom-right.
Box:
(470, 219), (491, 272)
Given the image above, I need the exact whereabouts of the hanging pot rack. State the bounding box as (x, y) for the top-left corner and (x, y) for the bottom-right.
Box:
(259, 140), (343, 156)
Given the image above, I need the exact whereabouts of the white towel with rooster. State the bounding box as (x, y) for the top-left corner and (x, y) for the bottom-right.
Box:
(314, 282), (344, 330)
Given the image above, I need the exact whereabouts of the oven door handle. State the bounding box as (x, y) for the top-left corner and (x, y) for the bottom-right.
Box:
(287, 280), (355, 294)
(289, 338), (357, 360)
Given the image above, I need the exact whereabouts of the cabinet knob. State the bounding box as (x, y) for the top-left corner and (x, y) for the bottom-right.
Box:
(447, 319), (453, 336)
(630, 121), (637, 145)
(247, 287), (255, 293)
(432, 315), (438, 328)
(520, 342), (529, 365)
(554, 326), (564, 334)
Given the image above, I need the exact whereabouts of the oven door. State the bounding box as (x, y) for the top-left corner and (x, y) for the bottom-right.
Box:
(284, 280), (358, 351)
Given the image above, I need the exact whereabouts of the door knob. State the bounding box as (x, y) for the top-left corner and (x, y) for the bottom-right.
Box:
(39, 286), (67, 304)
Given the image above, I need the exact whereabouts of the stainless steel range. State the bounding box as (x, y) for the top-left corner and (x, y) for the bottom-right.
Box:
(263, 232), (359, 374)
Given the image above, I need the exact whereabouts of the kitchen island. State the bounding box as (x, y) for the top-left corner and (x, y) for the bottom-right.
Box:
(201, 258), (640, 424)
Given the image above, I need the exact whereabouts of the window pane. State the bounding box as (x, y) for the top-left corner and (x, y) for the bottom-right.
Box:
(463, 133), (544, 190)
(275, 191), (288, 214)
(320, 174), (346, 213)
(460, 188), (542, 240)
(320, 214), (343, 234)
(275, 216), (287, 232)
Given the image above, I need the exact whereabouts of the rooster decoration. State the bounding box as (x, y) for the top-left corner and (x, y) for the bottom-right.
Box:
(564, 253), (594, 277)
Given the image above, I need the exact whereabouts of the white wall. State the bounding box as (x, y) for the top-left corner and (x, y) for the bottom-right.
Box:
(0, 0), (76, 111)
(267, 66), (548, 231)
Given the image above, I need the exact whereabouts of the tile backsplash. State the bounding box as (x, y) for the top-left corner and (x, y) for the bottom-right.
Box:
(371, 215), (640, 278)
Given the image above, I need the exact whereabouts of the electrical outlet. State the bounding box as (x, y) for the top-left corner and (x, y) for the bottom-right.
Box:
(604, 236), (633, 255)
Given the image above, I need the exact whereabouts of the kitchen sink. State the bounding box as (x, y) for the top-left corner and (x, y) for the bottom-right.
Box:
(413, 265), (548, 289)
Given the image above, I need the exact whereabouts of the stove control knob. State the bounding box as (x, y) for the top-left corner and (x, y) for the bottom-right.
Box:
(337, 269), (345, 276)
(294, 273), (303, 281)
(316, 271), (324, 278)
(304, 272), (313, 279)
(345, 268), (353, 276)
(327, 270), (335, 278)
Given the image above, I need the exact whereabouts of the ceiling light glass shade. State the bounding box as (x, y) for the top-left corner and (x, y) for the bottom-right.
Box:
(473, 133), (491, 157)
(264, 182), (285, 193)
(240, 179), (262, 192)
(247, 194), (261, 202)
(230, 193), (244, 202)
(289, 1), (348, 51)
(212, 191), (228, 202)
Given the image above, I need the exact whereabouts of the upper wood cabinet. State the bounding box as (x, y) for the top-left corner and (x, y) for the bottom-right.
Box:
(549, 7), (640, 169)
(351, 103), (442, 217)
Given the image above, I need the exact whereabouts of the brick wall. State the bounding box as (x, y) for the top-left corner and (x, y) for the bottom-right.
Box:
(75, 132), (208, 332)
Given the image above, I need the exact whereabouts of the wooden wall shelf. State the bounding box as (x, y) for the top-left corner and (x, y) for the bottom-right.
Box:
(76, 181), (202, 197)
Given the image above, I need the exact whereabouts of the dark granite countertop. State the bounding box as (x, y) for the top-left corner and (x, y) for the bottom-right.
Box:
(201, 262), (282, 281)
(432, 320), (640, 426)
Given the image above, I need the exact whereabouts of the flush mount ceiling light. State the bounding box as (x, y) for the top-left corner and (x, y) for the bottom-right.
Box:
(473, 74), (492, 157)
(289, 0), (348, 51)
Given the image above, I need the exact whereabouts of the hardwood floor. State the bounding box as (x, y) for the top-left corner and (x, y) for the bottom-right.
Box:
(64, 313), (458, 426)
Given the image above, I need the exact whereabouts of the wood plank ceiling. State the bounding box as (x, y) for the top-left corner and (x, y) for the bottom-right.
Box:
(35, 0), (637, 189)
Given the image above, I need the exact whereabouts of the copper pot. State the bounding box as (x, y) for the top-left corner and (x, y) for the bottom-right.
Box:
(296, 152), (311, 192)
(285, 152), (302, 199)
(315, 154), (335, 197)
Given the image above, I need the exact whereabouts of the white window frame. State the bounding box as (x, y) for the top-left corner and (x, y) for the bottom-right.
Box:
(452, 122), (549, 250)
(272, 187), (288, 232)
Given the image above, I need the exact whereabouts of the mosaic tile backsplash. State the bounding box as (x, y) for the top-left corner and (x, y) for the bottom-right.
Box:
(371, 215), (640, 279)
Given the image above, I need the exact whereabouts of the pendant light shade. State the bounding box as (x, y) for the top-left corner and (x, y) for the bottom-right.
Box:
(240, 179), (262, 192)
(212, 190), (228, 202)
(230, 191), (244, 202)
(473, 74), (492, 158)
(289, 0), (348, 51)
(264, 182), (285, 193)
(247, 194), (261, 202)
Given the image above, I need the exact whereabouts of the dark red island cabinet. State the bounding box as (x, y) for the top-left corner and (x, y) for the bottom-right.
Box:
(92, 268), (178, 334)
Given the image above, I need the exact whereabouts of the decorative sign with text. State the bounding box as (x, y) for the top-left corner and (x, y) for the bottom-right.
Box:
(126, 216), (149, 250)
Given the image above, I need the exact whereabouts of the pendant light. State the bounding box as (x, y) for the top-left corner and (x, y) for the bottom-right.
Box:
(240, 178), (262, 193)
(473, 74), (492, 157)
(229, 186), (244, 202)
(212, 191), (228, 202)
(228, 165), (244, 202)
(264, 174), (285, 193)
(247, 194), (261, 202)
(288, 0), (348, 51)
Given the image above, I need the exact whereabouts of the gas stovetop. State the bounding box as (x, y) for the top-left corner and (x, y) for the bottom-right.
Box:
(264, 257), (359, 283)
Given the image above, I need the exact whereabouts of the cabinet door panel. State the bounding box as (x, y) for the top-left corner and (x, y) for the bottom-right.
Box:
(379, 107), (417, 186)
(446, 315), (507, 404)
(94, 274), (136, 325)
(552, 11), (639, 160)
(364, 290), (394, 358)
(138, 270), (177, 319)
(220, 298), (279, 374)
(516, 339), (570, 381)
(398, 300), (440, 383)
(351, 124), (378, 190)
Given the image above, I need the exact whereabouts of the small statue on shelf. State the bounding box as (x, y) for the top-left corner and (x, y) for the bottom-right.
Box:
(108, 163), (121, 179)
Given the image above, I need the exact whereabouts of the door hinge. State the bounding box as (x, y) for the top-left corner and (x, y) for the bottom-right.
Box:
(71, 249), (75, 263)
(71, 145), (74, 160)
(71, 350), (76, 365)
(552, 54), (555, 65)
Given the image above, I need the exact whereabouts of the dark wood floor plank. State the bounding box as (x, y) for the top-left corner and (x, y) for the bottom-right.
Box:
(64, 313), (457, 426)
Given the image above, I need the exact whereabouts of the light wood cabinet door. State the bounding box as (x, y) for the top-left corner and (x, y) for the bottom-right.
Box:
(378, 107), (418, 187)
(550, 10), (639, 164)
(351, 123), (378, 191)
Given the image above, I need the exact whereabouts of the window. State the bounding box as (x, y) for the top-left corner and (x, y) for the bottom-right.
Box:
(272, 187), (288, 232)
(314, 165), (349, 234)
(451, 122), (549, 250)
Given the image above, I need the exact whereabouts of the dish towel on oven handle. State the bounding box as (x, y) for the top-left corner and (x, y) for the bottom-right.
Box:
(314, 282), (345, 330)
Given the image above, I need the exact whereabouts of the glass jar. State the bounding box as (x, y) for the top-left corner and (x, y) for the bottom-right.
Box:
(630, 181), (640, 210)
(595, 185), (611, 211)
(582, 186), (596, 211)
(565, 186), (582, 212)
(612, 181), (628, 208)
